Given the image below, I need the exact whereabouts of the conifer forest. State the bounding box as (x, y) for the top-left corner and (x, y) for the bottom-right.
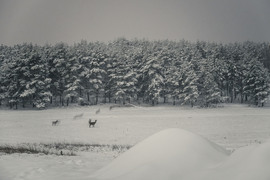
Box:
(0, 38), (270, 109)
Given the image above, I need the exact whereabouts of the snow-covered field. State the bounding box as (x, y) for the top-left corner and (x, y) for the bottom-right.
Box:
(1, 104), (270, 180)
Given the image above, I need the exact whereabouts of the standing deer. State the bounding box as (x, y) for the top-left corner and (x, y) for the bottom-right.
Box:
(52, 120), (60, 126)
(73, 113), (84, 120)
(95, 108), (100, 114)
(89, 119), (97, 128)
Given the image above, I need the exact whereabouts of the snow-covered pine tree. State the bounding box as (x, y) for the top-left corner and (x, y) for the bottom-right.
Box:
(2, 44), (37, 109)
(166, 64), (181, 105)
(127, 40), (145, 103)
(103, 54), (115, 103)
(63, 48), (80, 106)
(88, 47), (106, 104)
(107, 38), (138, 104)
(243, 58), (270, 106)
(140, 53), (164, 106)
(197, 58), (222, 107)
(208, 43), (230, 101)
(19, 44), (52, 109)
(49, 43), (70, 106)
(133, 39), (152, 102)
(0, 45), (11, 106)
(158, 41), (178, 104)
(167, 40), (193, 106)
(0, 45), (18, 108)
(178, 61), (199, 107)
(71, 40), (91, 101)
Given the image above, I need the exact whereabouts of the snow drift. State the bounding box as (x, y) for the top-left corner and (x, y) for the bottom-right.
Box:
(194, 141), (270, 180)
(90, 128), (229, 180)
(90, 128), (270, 180)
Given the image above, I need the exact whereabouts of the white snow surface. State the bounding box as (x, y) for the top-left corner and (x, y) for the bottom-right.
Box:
(1, 104), (270, 180)
(90, 128), (230, 180)
(90, 128), (270, 180)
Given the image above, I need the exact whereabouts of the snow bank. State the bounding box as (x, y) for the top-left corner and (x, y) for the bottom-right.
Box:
(91, 128), (270, 180)
(193, 140), (270, 180)
(2, 128), (270, 180)
(90, 128), (229, 180)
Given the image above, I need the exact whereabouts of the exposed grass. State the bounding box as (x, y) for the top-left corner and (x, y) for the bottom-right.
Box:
(0, 143), (76, 156)
(0, 145), (40, 154)
(41, 142), (132, 153)
(0, 143), (132, 156)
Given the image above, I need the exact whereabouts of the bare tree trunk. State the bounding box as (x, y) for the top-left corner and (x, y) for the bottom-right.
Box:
(108, 93), (111, 103)
(95, 92), (99, 105)
(66, 98), (69, 106)
(60, 95), (64, 106)
(79, 88), (82, 97)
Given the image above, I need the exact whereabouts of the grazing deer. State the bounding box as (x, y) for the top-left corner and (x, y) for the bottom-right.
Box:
(52, 120), (60, 126)
(89, 119), (97, 128)
(73, 113), (84, 120)
(109, 104), (121, 110)
(95, 108), (100, 114)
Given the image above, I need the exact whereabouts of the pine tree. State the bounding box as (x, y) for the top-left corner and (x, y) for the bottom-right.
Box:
(19, 45), (52, 109)
(3, 44), (32, 109)
(243, 58), (270, 106)
(159, 42), (177, 103)
(63, 52), (80, 106)
(197, 59), (222, 107)
(88, 48), (106, 104)
(103, 54), (115, 103)
(72, 40), (90, 101)
(107, 38), (138, 104)
(178, 61), (199, 107)
(0, 45), (11, 106)
(140, 54), (164, 105)
(49, 43), (70, 106)
(166, 65), (181, 105)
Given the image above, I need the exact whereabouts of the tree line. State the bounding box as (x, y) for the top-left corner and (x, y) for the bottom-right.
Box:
(0, 38), (270, 109)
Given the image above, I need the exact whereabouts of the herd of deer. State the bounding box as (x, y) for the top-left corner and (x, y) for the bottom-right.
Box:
(52, 108), (101, 128)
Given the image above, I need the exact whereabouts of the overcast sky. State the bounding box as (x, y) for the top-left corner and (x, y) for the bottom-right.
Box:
(0, 0), (270, 45)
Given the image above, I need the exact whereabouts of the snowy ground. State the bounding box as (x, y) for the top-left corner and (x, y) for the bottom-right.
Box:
(91, 128), (270, 180)
(1, 104), (270, 180)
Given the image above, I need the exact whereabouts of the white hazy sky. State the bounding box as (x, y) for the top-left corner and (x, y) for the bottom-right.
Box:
(0, 0), (270, 45)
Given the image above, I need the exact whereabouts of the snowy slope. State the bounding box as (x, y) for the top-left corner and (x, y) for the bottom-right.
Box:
(193, 140), (270, 180)
(91, 128), (270, 180)
(1, 128), (270, 180)
(0, 152), (112, 180)
(90, 128), (229, 180)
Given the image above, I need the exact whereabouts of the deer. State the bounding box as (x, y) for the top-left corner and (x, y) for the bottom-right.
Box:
(73, 113), (84, 120)
(109, 104), (121, 110)
(89, 119), (97, 128)
(52, 120), (60, 126)
(95, 108), (100, 114)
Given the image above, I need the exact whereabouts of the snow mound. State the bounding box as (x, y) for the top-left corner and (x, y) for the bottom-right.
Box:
(194, 140), (270, 180)
(90, 128), (229, 180)
(91, 128), (270, 180)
